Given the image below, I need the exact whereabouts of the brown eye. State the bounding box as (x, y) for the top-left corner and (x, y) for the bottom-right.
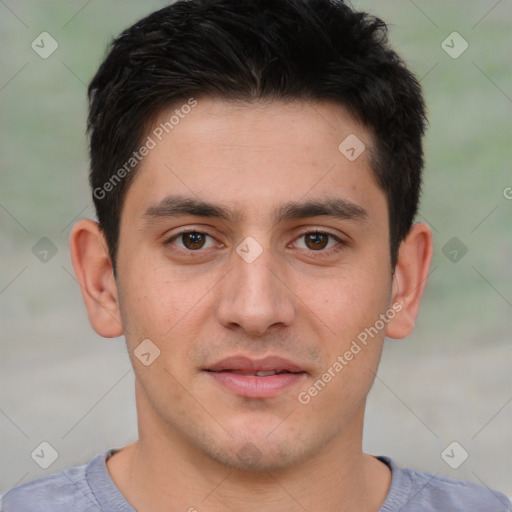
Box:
(292, 230), (344, 256)
(304, 232), (329, 250)
(165, 230), (220, 255)
(181, 232), (207, 250)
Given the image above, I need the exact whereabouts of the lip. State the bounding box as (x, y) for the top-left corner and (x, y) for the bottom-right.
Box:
(204, 355), (307, 398)
(206, 355), (305, 373)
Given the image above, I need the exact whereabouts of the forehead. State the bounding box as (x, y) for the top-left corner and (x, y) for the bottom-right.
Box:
(122, 97), (386, 224)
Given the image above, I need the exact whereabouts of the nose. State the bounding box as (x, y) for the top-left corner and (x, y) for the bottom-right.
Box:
(215, 243), (296, 336)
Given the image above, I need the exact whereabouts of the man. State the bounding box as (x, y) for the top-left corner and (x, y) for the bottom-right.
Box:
(2, 0), (510, 510)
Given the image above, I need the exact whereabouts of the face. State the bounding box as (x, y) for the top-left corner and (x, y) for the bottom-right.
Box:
(115, 98), (394, 471)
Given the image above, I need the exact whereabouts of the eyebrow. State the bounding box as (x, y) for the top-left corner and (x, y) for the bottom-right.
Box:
(142, 194), (368, 224)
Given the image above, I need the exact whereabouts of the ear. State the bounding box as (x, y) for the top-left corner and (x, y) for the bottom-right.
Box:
(385, 222), (433, 339)
(69, 219), (124, 338)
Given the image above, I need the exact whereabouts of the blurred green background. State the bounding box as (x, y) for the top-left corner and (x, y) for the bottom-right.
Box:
(1, 0), (511, 498)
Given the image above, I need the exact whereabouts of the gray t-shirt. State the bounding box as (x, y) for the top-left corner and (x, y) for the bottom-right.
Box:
(1, 449), (510, 511)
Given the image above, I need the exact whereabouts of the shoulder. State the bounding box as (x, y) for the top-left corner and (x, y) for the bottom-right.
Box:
(379, 456), (512, 512)
(1, 453), (106, 512)
(405, 469), (511, 511)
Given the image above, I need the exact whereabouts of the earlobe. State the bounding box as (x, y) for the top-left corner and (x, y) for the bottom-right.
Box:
(385, 222), (433, 339)
(69, 219), (124, 338)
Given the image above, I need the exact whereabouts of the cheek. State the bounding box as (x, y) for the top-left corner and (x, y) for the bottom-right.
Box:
(304, 262), (392, 337)
(117, 263), (218, 379)
(117, 253), (205, 337)
(298, 257), (390, 404)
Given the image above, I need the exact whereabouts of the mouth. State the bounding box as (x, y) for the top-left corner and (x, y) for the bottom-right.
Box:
(208, 369), (298, 376)
(204, 356), (307, 398)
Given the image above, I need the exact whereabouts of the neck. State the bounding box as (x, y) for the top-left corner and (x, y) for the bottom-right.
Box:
(107, 390), (391, 512)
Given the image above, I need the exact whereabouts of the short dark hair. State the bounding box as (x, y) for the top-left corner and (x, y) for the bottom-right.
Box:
(87, 0), (426, 271)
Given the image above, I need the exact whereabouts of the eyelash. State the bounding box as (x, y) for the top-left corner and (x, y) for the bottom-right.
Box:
(164, 229), (346, 257)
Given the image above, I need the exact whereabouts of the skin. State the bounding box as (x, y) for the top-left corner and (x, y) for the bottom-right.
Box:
(70, 98), (432, 511)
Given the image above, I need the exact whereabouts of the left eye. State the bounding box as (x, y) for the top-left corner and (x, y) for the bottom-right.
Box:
(294, 232), (341, 251)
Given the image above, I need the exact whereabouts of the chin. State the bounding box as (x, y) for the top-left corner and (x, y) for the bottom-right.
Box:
(210, 444), (309, 473)
(194, 426), (316, 473)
